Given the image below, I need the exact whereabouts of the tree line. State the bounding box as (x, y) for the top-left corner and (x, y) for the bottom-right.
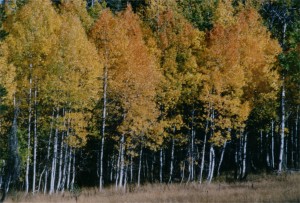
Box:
(0, 0), (299, 198)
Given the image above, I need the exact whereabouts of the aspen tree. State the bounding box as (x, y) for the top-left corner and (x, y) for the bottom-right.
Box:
(3, 0), (61, 193)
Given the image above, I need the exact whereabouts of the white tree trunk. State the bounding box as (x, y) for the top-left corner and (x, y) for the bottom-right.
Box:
(118, 134), (125, 188)
(168, 138), (175, 183)
(138, 147), (143, 187)
(71, 150), (75, 191)
(115, 148), (121, 190)
(44, 110), (54, 194)
(199, 113), (209, 184)
(279, 82), (285, 173)
(99, 64), (108, 191)
(25, 67), (32, 194)
(49, 122), (59, 195)
(189, 107), (195, 181)
(217, 140), (227, 176)
(207, 145), (215, 183)
(49, 110), (59, 194)
(56, 110), (66, 193)
(67, 147), (72, 191)
(271, 120), (275, 168)
(242, 133), (248, 178)
(37, 168), (45, 193)
(60, 144), (68, 194)
(32, 85), (37, 195)
(56, 133), (64, 192)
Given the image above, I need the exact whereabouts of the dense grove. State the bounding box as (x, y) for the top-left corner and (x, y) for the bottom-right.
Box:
(0, 0), (299, 198)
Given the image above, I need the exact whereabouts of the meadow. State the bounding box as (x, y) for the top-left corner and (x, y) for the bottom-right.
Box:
(6, 173), (300, 203)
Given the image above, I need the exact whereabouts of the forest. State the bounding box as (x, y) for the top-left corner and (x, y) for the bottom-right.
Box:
(0, 0), (299, 200)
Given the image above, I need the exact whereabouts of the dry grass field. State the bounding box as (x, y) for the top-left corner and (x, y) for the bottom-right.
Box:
(6, 173), (300, 203)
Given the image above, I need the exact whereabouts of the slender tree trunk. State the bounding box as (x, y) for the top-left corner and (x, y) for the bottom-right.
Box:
(99, 64), (108, 191)
(110, 155), (114, 182)
(71, 150), (75, 191)
(50, 131), (58, 194)
(279, 81), (285, 173)
(32, 85), (38, 195)
(266, 132), (270, 168)
(242, 133), (248, 179)
(130, 156), (133, 183)
(191, 129), (195, 181)
(25, 68), (32, 194)
(190, 107), (195, 181)
(115, 148), (121, 190)
(217, 140), (227, 176)
(207, 145), (215, 183)
(168, 137), (175, 183)
(199, 121), (208, 184)
(56, 131), (65, 191)
(138, 146), (143, 187)
(44, 110), (54, 194)
(118, 134), (125, 188)
(159, 148), (163, 183)
(66, 147), (72, 191)
(49, 109), (59, 195)
(37, 168), (45, 193)
(124, 165), (127, 192)
(199, 133), (207, 184)
(60, 144), (68, 194)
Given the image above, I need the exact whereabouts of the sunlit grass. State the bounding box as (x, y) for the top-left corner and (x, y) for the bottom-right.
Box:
(6, 172), (300, 202)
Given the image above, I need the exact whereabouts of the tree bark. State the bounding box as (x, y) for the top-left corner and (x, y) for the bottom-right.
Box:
(99, 63), (108, 191)
(199, 120), (208, 184)
(32, 85), (37, 194)
(25, 67), (32, 194)
(118, 134), (125, 188)
(242, 133), (248, 179)
(49, 109), (59, 195)
(217, 140), (227, 176)
(138, 146), (143, 187)
(168, 137), (175, 183)
(56, 112), (66, 193)
(200, 105), (211, 184)
(279, 81), (285, 173)
(207, 145), (215, 183)
(44, 110), (54, 194)
(159, 148), (163, 183)
(190, 107), (195, 181)
(67, 147), (72, 191)
(71, 150), (75, 191)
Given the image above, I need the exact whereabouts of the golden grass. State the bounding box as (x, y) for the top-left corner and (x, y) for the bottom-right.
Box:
(6, 173), (300, 203)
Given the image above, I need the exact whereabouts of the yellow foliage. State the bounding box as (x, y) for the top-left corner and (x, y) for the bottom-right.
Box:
(202, 5), (281, 145)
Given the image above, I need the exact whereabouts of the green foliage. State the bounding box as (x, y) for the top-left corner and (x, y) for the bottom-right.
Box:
(178, 0), (216, 31)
